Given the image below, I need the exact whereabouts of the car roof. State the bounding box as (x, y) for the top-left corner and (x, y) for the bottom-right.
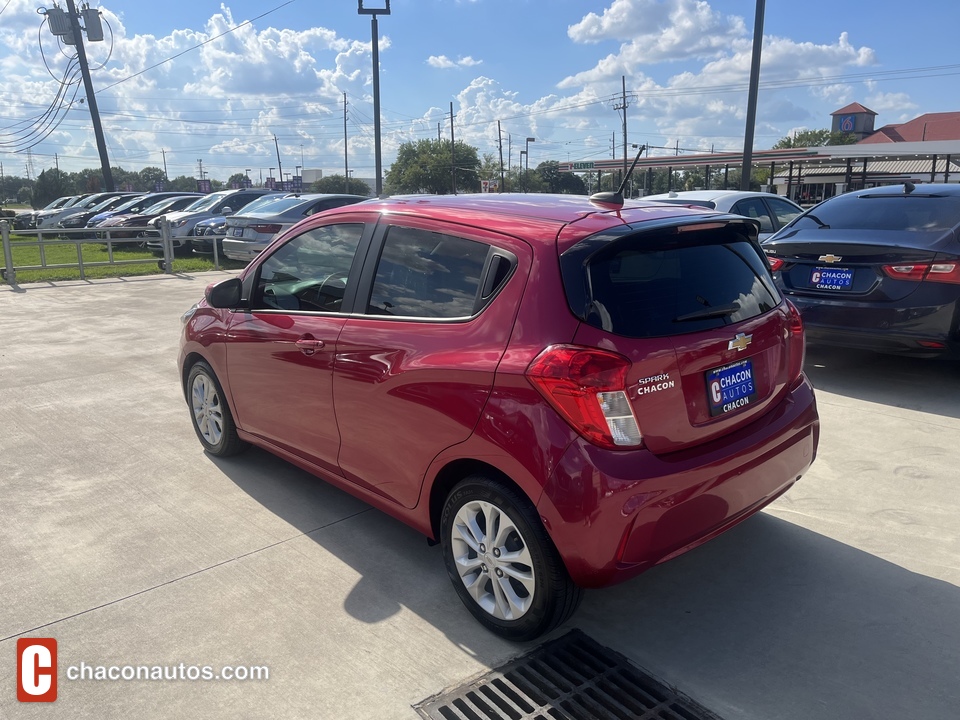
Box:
(644, 190), (783, 203)
(320, 192), (722, 249)
(851, 182), (960, 198)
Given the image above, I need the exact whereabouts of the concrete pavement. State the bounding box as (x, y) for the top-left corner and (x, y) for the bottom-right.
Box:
(1, 272), (958, 719)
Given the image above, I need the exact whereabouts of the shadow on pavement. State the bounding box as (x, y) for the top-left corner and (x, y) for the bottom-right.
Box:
(803, 344), (960, 419)
(214, 448), (960, 720)
(579, 512), (960, 720)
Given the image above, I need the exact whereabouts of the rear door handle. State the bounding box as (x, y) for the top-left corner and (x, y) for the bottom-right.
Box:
(295, 336), (325, 355)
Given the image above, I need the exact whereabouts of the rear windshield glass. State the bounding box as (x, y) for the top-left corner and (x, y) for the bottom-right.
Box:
(573, 230), (780, 338)
(795, 194), (960, 232)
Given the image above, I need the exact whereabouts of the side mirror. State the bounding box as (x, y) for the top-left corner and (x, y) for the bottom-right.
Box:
(221, 207), (234, 215)
(205, 277), (243, 308)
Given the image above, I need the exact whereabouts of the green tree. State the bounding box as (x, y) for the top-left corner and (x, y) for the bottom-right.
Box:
(19, 185), (33, 205)
(773, 129), (857, 149)
(535, 161), (587, 194)
(166, 175), (202, 192)
(33, 169), (71, 208)
(311, 175), (372, 196)
(384, 139), (481, 195)
(139, 166), (168, 190)
(226, 173), (248, 188)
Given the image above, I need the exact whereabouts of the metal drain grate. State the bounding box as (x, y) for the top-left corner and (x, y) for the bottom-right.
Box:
(415, 630), (723, 720)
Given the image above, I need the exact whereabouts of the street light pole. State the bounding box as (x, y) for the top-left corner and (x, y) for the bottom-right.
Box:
(523, 137), (535, 192)
(520, 151), (527, 193)
(740, 0), (766, 190)
(358, 1), (391, 196)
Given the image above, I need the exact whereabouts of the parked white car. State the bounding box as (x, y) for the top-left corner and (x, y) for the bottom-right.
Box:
(643, 190), (803, 239)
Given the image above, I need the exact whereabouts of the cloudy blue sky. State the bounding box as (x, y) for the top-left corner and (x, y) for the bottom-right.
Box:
(1, 0), (958, 182)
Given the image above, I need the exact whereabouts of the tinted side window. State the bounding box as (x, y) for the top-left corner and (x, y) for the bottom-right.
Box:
(367, 226), (489, 318)
(732, 198), (774, 233)
(254, 224), (364, 313)
(766, 197), (802, 228)
(581, 231), (780, 338)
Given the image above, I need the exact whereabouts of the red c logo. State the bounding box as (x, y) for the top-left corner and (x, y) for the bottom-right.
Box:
(17, 638), (57, 702)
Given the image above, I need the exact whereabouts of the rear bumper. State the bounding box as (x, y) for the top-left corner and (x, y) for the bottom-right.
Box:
(537, 375), (819, 588)
(222, 240), (267, 262)
(789, 294), (960, 356)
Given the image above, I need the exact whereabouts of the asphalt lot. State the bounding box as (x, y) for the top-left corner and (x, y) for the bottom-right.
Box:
(1, 271), (958, 720)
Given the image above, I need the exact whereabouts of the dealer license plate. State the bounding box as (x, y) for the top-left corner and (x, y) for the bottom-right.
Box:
(809, 266), (853, 290)
(707, 359), (757, 417)
(233, 227), (244, 237)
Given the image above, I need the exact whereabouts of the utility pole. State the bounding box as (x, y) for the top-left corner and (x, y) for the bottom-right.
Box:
(449, 101), (456, 194)
(197, 159), (204, 180)
(740, 0), (766, 190)
(497, 121), (505, 192)
(64, 0), (113, 191)
(343, 92), (349, 192)
(614, 75), (629, 183)
(161, 149), (168, 181)
(358, 1), (391, 196)
(273, 135), (283, 188)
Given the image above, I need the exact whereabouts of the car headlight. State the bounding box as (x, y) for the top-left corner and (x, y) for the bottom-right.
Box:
(181, 302), (199, 326)
(173, 219), (189, 228)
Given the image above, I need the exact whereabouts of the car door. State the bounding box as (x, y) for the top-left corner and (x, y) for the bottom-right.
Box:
(332, 217), (527, 508)
(224, 217), (375, 475)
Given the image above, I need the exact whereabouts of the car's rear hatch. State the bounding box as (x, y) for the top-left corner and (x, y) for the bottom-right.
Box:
(764, 231), (950, 302)
(559, 215), (804, 455)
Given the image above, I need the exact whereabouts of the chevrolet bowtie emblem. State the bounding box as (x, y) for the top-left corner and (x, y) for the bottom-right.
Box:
(819, 254), (842, 263)
(728, 333), (752, 352)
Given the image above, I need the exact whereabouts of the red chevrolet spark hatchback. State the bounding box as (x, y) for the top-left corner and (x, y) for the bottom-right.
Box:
(179, 193), (819, 641)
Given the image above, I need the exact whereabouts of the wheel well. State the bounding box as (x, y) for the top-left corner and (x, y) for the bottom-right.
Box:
(180, 352), (206, 401)
(427, 459), (533, 541)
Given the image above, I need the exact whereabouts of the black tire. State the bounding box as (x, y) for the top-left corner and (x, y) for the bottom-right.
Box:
(186, 361), (247, 457)
(440, 475), (583, 642)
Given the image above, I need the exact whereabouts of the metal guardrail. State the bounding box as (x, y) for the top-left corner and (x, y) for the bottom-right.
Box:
(1, 219), (177, 285)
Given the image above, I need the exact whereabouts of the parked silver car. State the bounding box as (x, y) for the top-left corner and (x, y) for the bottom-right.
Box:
(221, 193), (369, 262)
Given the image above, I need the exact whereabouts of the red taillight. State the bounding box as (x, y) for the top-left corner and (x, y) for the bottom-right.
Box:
(767, 255), (785, 272)
(249, 224), (282, 234)
(526, 345), (642, 449)
(882, 262), (960, 284)
(785, 299), (805, 382)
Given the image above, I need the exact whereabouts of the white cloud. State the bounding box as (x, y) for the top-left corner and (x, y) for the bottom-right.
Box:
(427, 55), (483, 69)
(567, 0), (746, 62)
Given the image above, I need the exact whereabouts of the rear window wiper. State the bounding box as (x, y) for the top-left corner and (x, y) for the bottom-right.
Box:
(674, 302), (741, 322)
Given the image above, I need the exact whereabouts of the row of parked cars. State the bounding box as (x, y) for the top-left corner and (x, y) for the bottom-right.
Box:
(175, 179), (959, 641)
(18, 188), (370, 261)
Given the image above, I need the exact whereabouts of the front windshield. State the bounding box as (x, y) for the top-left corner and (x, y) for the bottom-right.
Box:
(92, 195), (136, 212)
(183, 194), (225, 212)
(43, 197), (71, 210)
(144, 198), (180, 214)
(111, 196), (153, 214)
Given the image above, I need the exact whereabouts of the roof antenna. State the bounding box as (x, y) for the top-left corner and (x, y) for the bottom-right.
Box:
(590, 144), (647, 208)
(904, 182), (915, 194)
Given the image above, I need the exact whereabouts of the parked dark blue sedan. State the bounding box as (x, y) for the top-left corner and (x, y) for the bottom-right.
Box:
(763, 183), (960, 358)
